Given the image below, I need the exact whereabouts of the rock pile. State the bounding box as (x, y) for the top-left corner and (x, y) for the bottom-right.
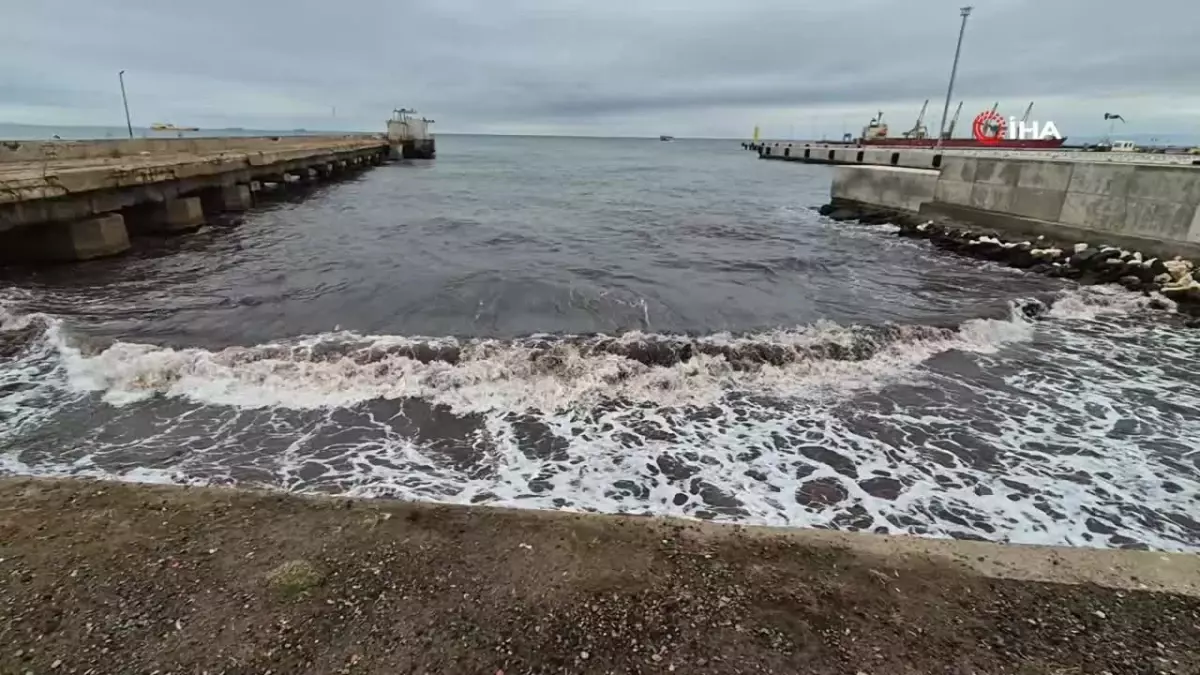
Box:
(818, 202), (1200, 322)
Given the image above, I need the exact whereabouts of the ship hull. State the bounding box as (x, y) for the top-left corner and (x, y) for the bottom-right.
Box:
(861, 137), (1066, 149)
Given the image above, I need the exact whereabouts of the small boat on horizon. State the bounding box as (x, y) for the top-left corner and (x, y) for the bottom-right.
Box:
(659, 135), (675, 142)
(151, 122), (199, 132)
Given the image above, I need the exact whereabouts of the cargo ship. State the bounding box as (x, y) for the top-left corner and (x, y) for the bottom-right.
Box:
(856, 101), (1066, 149)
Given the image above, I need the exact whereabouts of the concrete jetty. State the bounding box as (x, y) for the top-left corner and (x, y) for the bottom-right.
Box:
(821, 151), (1200, 259)
(783, 148), (1200, 317)
(0, 135), (391, 263)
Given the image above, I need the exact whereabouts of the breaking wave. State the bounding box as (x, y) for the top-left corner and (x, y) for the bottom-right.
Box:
(3, 287), (1198, 553)
(18, 302), (1045, 413)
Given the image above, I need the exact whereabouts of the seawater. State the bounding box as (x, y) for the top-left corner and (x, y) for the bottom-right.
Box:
(1, 135), (1197, 551)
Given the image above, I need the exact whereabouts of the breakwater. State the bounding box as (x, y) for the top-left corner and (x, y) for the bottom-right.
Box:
(785, 150), (1200, 319)
(0, 135), (392, 262)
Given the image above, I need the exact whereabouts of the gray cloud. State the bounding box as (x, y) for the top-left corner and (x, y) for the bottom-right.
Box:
(3, 0), (1198, 139)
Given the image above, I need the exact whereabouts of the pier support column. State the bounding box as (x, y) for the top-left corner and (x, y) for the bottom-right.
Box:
(126, 197), (205, 234)
(0, 213), (131, 263)
(201, 184), (253, 212)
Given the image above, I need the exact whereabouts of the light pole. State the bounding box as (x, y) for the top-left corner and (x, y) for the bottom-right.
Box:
(118, 70), (133, 138)
(935, 6), (972, 149)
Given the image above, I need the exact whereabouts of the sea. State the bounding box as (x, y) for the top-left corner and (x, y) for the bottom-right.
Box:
(1, 134), (1198, 552)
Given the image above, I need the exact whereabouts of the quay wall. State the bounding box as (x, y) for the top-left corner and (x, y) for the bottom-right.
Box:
(825, 153), (1200, 258)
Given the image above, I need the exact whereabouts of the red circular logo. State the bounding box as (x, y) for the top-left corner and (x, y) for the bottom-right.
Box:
(972, 111), (1007, 145)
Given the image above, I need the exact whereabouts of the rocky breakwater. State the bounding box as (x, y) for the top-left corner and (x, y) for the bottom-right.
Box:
(819, 202), (1200, 324)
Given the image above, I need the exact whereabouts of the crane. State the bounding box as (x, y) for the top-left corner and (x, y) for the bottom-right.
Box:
(1020, 102), (1034, 126)
(903, 100), (930, 139)
(941, 101), (964, 139)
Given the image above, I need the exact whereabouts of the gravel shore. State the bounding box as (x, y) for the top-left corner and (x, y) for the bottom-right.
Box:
(1, 477), (1197, 674)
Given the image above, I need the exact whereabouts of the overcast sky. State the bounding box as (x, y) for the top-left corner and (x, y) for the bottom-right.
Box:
(4, 0), (1199, 140)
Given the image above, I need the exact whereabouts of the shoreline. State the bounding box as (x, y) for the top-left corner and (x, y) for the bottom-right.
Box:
(818, 199), (1200, 323)
(2, 476), (1197, 673)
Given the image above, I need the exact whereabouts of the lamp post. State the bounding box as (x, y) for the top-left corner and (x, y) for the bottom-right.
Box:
(935, 6), (972, 149)
(119, 70), (133, 138)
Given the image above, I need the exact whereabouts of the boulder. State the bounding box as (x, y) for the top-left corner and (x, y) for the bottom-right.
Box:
(1118, 275), (1145, 292)
(1165, 259), (1194, 281)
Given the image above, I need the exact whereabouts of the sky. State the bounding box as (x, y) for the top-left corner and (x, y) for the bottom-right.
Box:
(4, 0), (1200, 141)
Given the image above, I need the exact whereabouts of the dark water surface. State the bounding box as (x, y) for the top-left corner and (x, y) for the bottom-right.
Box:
(2, 136), (1198, 550)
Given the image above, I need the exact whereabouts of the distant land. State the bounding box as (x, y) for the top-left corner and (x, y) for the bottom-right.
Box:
(0, 122), (368, 141)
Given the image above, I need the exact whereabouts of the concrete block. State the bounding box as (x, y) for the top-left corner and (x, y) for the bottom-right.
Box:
(1127, 165), (1200, 205)
(1007, 187), (1068, 222)
(5, 213), (131, 262)
(161, 197), (205, 231)
(1125, 199), (1196, 240)
(1016, 161), (1074, 191)
(1190, 205), (1200, 243)
(217, 185), (252, 211)
(833, 148), (857, 164)
(861, 149), (891, 165)
(1067, 164), (1135, 197)
(938, 156), (977, 183)
(1060, 193), (1127, 232)
(972, 159), (1021, 186)
(831, 165), (938, 212)
(933, 178), (973, 206)
(970, 183), (1013, 212)
(127, 197), (204, 234)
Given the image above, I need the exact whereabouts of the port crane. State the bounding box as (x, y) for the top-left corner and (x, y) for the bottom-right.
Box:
(941, 101), (964, 139)
(903, 100), (930, 139)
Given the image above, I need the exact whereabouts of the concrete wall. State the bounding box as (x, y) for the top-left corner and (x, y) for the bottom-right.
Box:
(386, 119), (431, 142)
(764, 144), (945, 170)
(0, 135), (381, 163)
(930, 156), (1200, 245)
(831, 165), (940, 213)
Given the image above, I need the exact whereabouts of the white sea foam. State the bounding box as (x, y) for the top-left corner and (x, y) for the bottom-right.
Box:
(48, 308), (1035, 414)
(1046, 285), (1174, 320)
(2, 286), (1197, 552)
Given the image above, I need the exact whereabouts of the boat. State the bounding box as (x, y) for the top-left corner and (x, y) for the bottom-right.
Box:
(659, 135), (675, 142)
(855, 103), (1067, 149)
(150, 121), (199, 131)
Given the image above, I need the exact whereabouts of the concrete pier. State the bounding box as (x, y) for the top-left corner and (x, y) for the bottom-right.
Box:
(822, 153), (1200, 259)
(804, 150), (1200, 317)
(0, 135), (390, 262)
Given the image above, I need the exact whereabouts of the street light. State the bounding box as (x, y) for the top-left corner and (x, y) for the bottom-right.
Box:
(119, 70), (133, 139)
(935, 6), (973, 149)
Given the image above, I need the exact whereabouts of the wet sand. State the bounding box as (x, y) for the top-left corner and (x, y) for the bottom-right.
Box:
(1, 477), (1197, 674)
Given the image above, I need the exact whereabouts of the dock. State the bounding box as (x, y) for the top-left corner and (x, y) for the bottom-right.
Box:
(0, 135), (392, 263)
(759, 143), (1200, 313)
